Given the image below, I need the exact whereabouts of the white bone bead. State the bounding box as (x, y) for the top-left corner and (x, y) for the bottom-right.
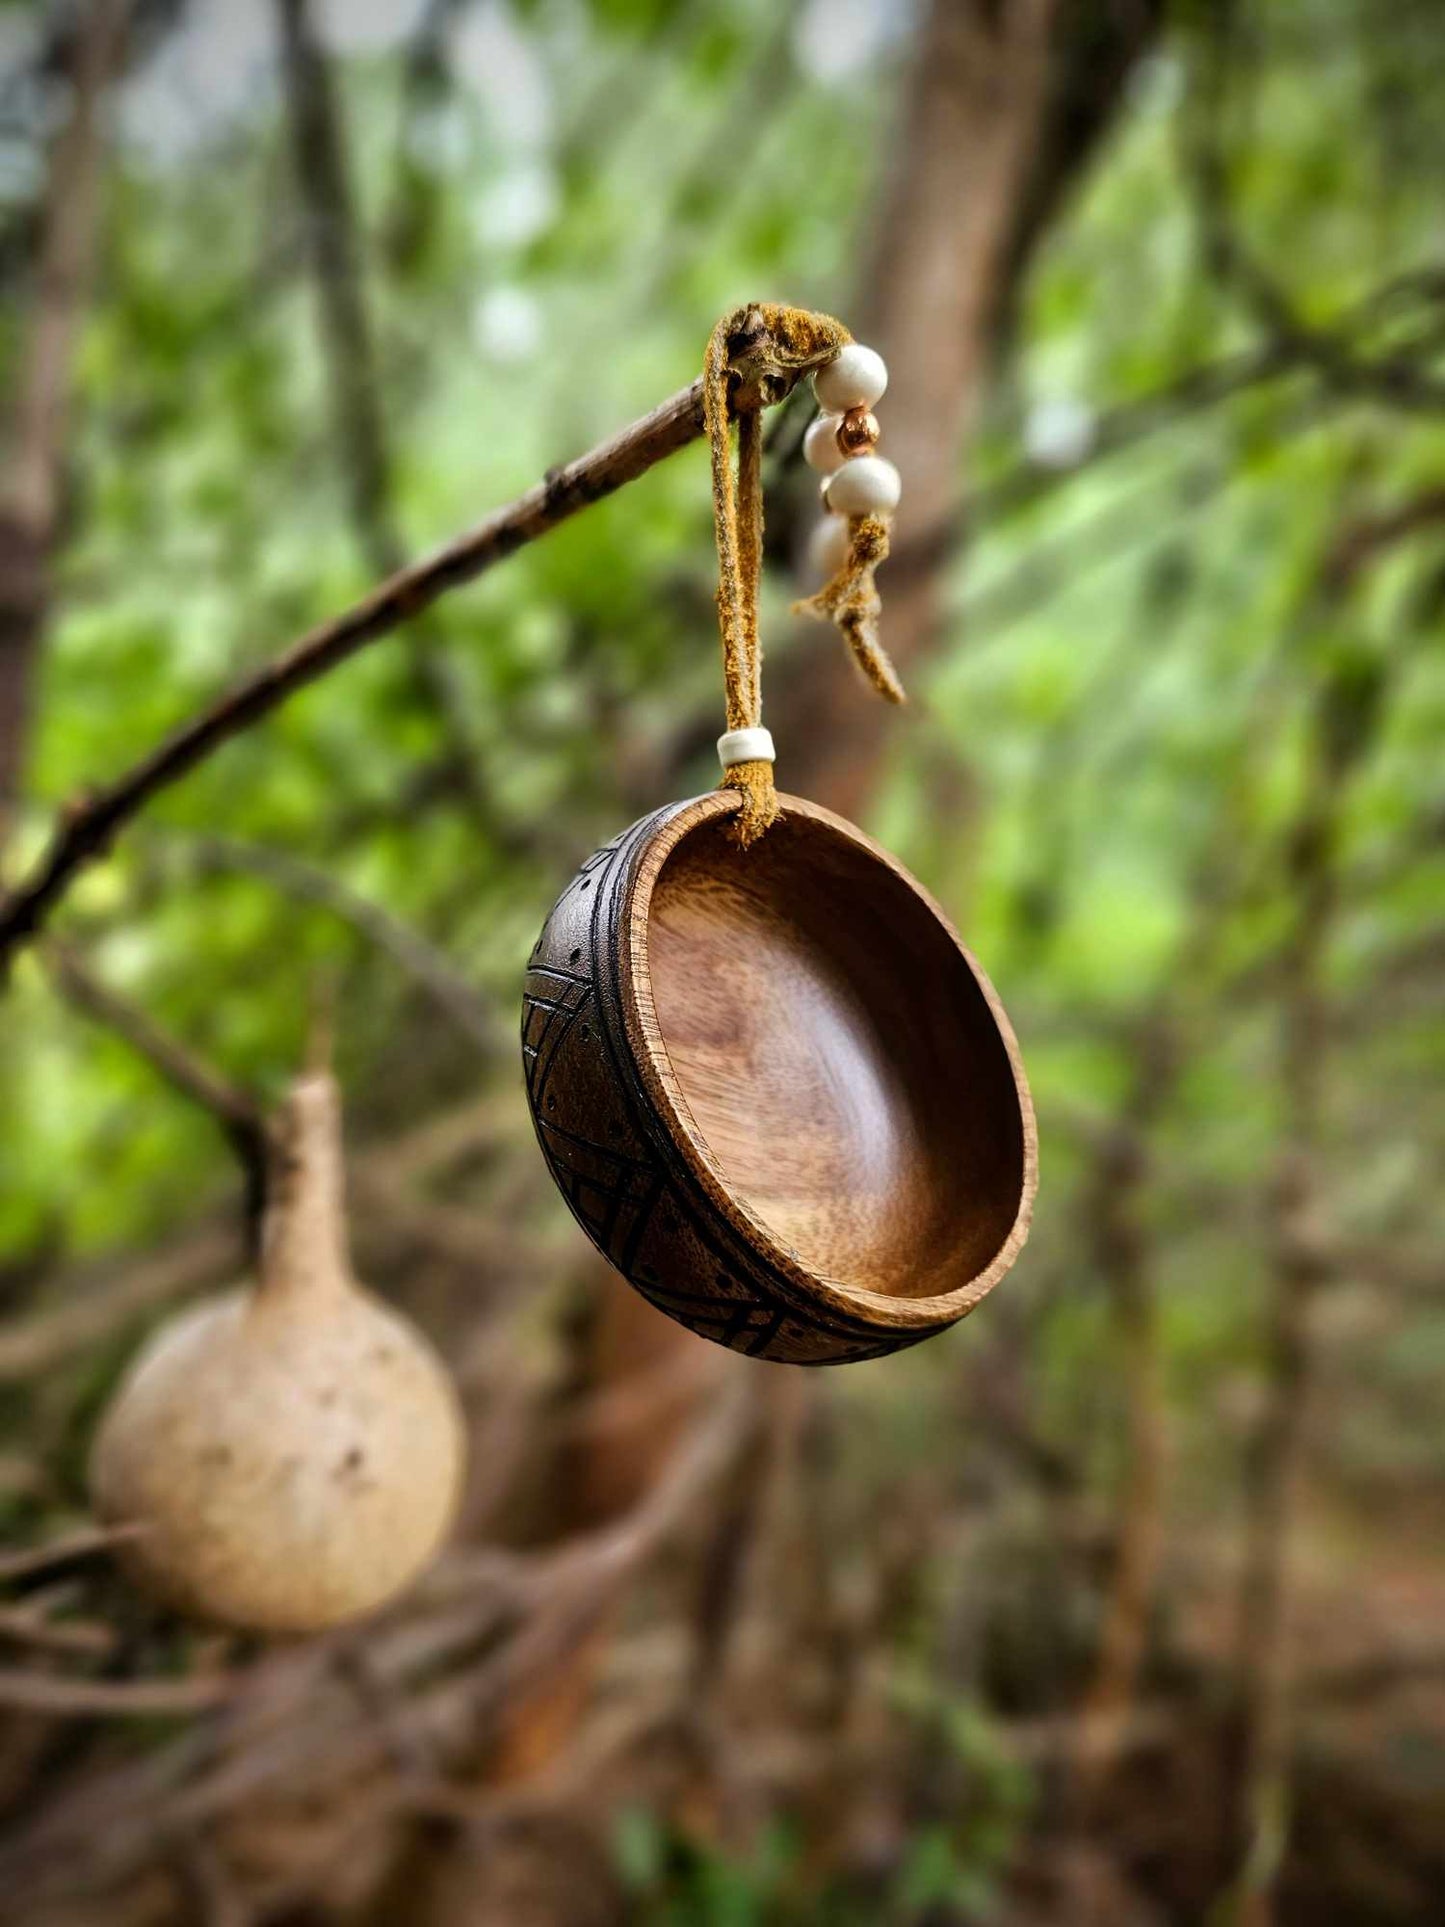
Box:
(825, 454), (901, 517)
(813, 344), (887, 413)
(717, 726), (776, 769)
(803, 412), (847, 474)
(807, 514), (850, 582)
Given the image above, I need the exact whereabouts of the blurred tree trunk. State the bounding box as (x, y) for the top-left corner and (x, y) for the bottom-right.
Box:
(778, 0), (1163, 818)
(276, 0), (492, 828)
(1226, 648), (1389, 1925)
(1069, 817), (1246, 1855)
(0, 0), (125, 852)
(1070, 1021), (1173, 1819)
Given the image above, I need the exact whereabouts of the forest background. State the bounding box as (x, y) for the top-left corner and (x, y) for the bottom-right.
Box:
(0, 0), (1442, 1922)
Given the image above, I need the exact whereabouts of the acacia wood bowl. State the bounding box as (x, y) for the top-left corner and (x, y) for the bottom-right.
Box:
(522, 791), (1036, 1365)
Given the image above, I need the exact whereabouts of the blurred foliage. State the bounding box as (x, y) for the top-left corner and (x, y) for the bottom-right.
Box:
(1, 0), (1443, 1917)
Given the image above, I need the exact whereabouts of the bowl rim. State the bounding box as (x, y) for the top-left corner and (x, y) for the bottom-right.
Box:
(618, 789), (1038, 1334)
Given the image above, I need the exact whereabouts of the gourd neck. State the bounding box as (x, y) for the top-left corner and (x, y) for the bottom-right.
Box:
(258, 1071), (352, 1304)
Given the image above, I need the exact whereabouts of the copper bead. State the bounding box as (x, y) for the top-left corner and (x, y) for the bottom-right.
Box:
(836, 409), (881, 458)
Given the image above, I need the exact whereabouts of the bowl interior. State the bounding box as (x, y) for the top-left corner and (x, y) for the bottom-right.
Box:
(643, 805), (1027, 1300)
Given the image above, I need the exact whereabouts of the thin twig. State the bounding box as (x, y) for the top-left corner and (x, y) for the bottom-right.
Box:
(170, 1829), (253, 1927)
(0, 1099), (506, 1383)
(0, 1523), (147, 1585)
(42, 938), (271, 1237)
(43, 942), (266, 1151)
(0, 1224), (239, 1381)
(0, 1667), (238, 1718)
(176, 833), (498, 1056)
(1224, 615), (1394, 1926)
(1068, 1018), (1174, 1821)
(0, 1602), (119, 1657)
(1321, 484), (1445, 591)
(0, 0), (125, 842)
(1183, 25), (1445, 417)
(894, 276), (1445, 585)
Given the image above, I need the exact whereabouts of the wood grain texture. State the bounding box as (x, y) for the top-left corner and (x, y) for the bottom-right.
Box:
(522, 791), (1036, 1365)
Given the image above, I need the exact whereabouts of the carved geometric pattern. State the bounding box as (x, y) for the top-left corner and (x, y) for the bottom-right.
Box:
(521, 966), (593, 1109)
(536, 1114), (663, 1276)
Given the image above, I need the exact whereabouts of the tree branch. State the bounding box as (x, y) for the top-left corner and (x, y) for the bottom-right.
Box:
(0, 376), (709, 969)
(42, 938), (270, 1237)
(1068, 1017), (1175, 1820)
(0, 1223), (239, 1382)
(1184, 23), (1445, 416)
(0, 1098), (513, 1388)
(1225, 638), (1393, 1924)
(174, 833), (498, 1058)
(897, 266), (1445, 579)
(0, 1523), (146, 1586)
(1321, 485), (1445, 592)
(0, 1667), (238, 1719)
(0, 1601), (118, 1659)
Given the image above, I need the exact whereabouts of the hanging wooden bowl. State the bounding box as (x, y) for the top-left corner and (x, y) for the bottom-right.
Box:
(521, 790), (1036, 1365)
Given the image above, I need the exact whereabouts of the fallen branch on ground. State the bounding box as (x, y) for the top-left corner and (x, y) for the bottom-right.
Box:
(0, 1377), (760, 1907)
(0, 1667), (238, 1718)
(0, 1523), (147, 1585)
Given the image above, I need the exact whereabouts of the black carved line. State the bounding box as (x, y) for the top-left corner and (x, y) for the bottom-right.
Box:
(543, 1145), (630, 1262)
(536, 1112), (656, 1175)
(719, 1301), (758, 1348)
(527, 962), (592, 989)
(743, 1308), (785, 1357)
(522, 981), (593, 1110)
(626, 1277), (761, 1319)
(630, 1284), (772, 1348)
(539, 1135), (649, 1262)
(616, 1170), (666, 1275)
(573, 805), (676, 1277)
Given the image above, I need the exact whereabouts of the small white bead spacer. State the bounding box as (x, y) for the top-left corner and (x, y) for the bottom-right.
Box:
(803, 412), (847, 475)
(813, 343), (888, 413)
(825, 453), (902, 517)
(717, 726), (776, 770)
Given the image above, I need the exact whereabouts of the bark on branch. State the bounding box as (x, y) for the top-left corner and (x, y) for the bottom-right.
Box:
(0, 378), (708, 969)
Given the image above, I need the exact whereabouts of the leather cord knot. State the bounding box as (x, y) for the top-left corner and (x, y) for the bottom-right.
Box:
(703, 305), (904, 846)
